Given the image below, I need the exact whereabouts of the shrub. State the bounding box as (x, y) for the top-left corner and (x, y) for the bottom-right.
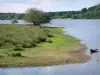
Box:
(0, 40), (5, 47)
(43, 29), (53, 37)
(0, 55), (3, 58)
(7, 52), (22, 57)
(11, 18), (18, 24)
(14, 45), (23, 51)
(0, 43), (2, 47)
(10, 52), (22, 57)
(47, 39), (52, 43)
(0, 25), (51, 50)
(1, 43), (15, 49)
(47, 34), (53, 37)
(38, 36), (46, 42)
(23, 42), (36, 48)
(31, 42), (37, 47)
(23, 43), (32, 48)
(4, 39), (18, 46)
(5, 38), (17, 45)
(34, 39), (41, 43)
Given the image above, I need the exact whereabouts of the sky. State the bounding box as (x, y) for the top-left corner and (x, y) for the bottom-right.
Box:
(0, 0), (100, 13)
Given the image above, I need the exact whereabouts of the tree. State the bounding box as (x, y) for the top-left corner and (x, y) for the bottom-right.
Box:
(81, 8), (88, 13)
(11, 18), (18, 24)
(24, 8), (51, 26)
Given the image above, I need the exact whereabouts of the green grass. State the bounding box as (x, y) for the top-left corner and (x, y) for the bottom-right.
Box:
(0, 24), (89, 67)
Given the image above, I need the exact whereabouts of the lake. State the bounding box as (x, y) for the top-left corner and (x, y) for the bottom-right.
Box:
(0, 19), (100, 75)
(0, 20), (26, 24)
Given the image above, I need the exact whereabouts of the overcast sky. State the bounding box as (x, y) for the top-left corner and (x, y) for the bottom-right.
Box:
(0, 0), (100, 13)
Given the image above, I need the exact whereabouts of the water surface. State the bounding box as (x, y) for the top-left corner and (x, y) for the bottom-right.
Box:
(0, 20), (26, 24)
(0, 19), (100, 75)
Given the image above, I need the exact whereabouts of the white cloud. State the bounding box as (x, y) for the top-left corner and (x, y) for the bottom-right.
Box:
(0, 3), (34, 13)
(36, 0), (54, 12)
(0, 0), (54, 13)
(0, 0), (100, 13)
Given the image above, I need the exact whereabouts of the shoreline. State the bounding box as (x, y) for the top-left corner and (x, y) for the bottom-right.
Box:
(0, 25), (90, 68)
(0, 44), (90, 68)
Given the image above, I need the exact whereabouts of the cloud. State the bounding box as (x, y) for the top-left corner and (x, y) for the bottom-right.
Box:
(0, 3), (33, 13)
(0, 0), (26, 3)
(36, 0), (54, 12)
(0, 0), (100, 13)
(0, 0), (55, 13)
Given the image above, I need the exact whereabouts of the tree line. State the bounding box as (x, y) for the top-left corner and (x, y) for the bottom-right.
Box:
(0, 4), (100, 20)
(0, 13), (24, 20)
(72, 4), (100, 19)
(49, 11), (81, 19)
(49, 4), (100, 19)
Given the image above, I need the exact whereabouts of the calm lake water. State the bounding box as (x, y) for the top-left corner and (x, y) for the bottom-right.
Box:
(0, 20), (25, 24)
(0, 19), (100, 75)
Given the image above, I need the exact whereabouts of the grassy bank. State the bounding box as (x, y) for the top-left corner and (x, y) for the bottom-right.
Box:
(0, 24), (90, 67)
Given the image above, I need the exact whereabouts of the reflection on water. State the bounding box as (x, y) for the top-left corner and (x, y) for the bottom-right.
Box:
(0, 19), (100, 75)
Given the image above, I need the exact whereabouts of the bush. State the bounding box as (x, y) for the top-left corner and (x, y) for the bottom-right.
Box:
(11, 18), (18, 24)
(34, 39), (41, 43)
(23, 43), (32, 48)
(43, 29), (53, 37)
(31, 42), (37, 47)
(1, 43), (15, 49)
(0, 25), (51, 50)
(47, 39), (52, 43)
(4, 39), (18, 46)
(14, 45), (23, 51)
(8, 52), (22, 57)
(23, 42), (36, 48)
(0, 43), (2, 47)
(47, 34), (53, 37)
(38, 36), (46, 42)
(10, 52), (22, 57)
(0, 40), (5, 47)
(0, 55), (3, 58)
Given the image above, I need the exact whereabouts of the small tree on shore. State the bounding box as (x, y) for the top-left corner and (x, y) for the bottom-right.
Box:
(11, 18), (18, 24)
(24, 8), (51, 26)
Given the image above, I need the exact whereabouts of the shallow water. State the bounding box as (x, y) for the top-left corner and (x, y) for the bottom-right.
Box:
(0, 19), (100, 75)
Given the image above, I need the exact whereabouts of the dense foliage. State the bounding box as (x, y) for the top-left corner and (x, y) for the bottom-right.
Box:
(76, 4), (100, 19)
(0, 13), (24, 20)
(0, 24), (52, 51)
(50, 4), (100, 19)
(24, 8), (51, 25)
(49, 11), (81, 19)
(11, 18), (18, 24)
